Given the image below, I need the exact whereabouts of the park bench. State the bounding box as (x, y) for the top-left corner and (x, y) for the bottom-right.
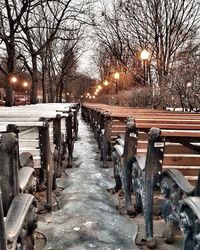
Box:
(0, 132), (37, 250)
(112, 117), (200, 248)
(82, 103), (200, 249)
(82, 103), (200, 167)
(134, 128), (200, 249)
(0, 102), (79, 249)
(0, 103), (78, 209)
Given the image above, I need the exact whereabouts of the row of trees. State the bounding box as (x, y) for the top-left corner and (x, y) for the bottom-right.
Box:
(0, 0), (95, 106)
(91, 0), (200, 110)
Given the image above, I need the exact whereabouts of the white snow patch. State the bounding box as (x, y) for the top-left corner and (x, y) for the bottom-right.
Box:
(73, 227), (81, 231)
(84, 221), (95, 228)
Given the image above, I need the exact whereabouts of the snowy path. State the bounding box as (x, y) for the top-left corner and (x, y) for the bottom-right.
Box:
(37, 115), (138, 250)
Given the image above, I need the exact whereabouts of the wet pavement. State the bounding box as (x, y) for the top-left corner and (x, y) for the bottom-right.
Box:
(37, 115), (138, 250)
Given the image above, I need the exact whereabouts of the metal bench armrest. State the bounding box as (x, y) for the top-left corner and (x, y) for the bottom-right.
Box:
(180, 197), (200, 220)
(163, 169), (194, 194)
(18, 167), (34, 192)
(5, 194), (34, 243)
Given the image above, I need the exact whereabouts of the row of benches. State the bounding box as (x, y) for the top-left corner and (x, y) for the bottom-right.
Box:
(82, 103), (200, 249)
(0, 103), (79, 250)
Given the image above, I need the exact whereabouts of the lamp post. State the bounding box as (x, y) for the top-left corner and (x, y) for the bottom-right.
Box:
(114, 72), (120, 94)
(23, 81), (28, 104)
(140, 49), (150, 85)
(9, 76), (18, 106)
(11, 76), (17, 84)
(103, 80), (109, 86)
(98, 85), (102, 90)
(186, 82), (193, 111)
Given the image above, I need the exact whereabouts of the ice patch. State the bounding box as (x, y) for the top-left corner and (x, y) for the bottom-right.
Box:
(73, 227), (80, 231)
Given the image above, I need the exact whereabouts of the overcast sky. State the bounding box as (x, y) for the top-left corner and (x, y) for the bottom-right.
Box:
(77, 0), (110, 78)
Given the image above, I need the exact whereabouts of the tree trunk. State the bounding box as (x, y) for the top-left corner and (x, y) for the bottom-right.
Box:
(42, 65), (47, 103)
(59, 80), (64, 103)
(49, 79), (54, 102)
(5, 81), (13, 107)
(55, 83), (59, 102)
(5, 42), (15, 107)
(30, 54), (38, 104)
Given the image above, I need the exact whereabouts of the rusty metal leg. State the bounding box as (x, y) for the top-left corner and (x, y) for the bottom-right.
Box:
(144, 128), (161, 248)
(39, 125), (53, 210)
(66, 109), (74, 168)
(0, 185), (6, 250)
(113, 158), (122, 191)
(124, 157), (137, 216)
(0, 133), (19, 213)
(100, 134), (109, 168)
(67, 140), (74, 168)
(53, 115), (62, 178)
(74, 111), (78, 141)
(107, 142), (112, 161)
(46, 163), (53, 210)
(145, 175), (155, 247)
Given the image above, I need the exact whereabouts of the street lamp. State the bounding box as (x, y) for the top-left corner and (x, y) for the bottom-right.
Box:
(23, 81), (28, 87)
(103, 80), (109, 86)
(114, 72), (120, 94)
(23, 81), (29, 104)
(98, 85), (102, 90)
(140, 49), (150, 85)
(10, 76), (17, 84)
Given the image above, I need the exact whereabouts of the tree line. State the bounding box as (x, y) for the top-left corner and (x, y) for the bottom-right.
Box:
(91, 0), (200, 110)
(0, 0), (95, 106)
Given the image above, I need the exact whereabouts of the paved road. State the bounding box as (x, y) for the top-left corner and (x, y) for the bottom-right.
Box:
(37, 115), (138, 250)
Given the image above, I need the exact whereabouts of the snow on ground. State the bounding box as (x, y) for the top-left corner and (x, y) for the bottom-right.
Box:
(37, 113), (138, 250)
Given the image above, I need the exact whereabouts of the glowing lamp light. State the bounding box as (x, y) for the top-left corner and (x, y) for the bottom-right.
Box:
(141, 49), (150, 60)
(93, 96), (95, 99)
(98, 85), (102, 90)
(23, 81), (28, 87)
(89, 96), (92, 99)
(11, 76), (17, 83)
(104, 80), (109, 86)
(114, 72), (120, 79)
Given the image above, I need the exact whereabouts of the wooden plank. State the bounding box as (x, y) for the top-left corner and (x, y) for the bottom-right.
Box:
(135, 118), (200, 124)
(163, 165), (200, 176)
(163, 154), (200, 165)
(0, 121), (45, 127)
(137, 123), (200, 129)
(161, 130), (200, 137)
(165, 143), (200, 154)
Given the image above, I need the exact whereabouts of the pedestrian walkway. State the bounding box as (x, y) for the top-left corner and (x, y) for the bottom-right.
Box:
(37, 115), (138, 250)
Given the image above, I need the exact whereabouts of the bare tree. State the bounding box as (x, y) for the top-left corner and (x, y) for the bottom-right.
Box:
(120, 0), (200, 87)
(55, 38), (80, 102)
(91, 1), (148, 88)
(17, 1), (79, 103)
(0, 0), (33, 106)
(169, 43), (200, 111)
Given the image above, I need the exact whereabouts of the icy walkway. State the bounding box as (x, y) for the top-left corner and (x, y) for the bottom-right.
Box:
(37, 116), (138, 250)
